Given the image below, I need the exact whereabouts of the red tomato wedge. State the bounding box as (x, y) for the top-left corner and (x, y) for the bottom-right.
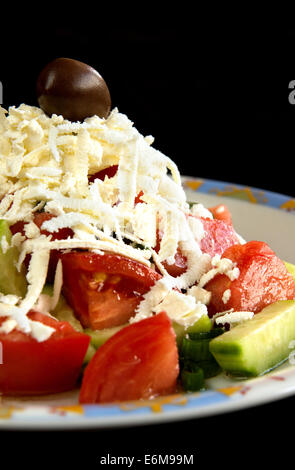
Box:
(79, 311), (179, 404)
(155, 229), (187, 277)
(208, 204), (233, 224)
(205, 241), (295, 316)
(199, 217), (240, 257)
(33, 214), (74, 281)
(155, 216), (239, 276)
(33, 212), (74, 240)
(162, 248), (188, 277)
(10, 212), (74, 241)
(10, 213), (74, 282)
(60, 251), (161, 330)
(0, 311), (90, 395)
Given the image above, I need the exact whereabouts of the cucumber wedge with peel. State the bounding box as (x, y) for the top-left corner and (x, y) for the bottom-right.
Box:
(209, 300), (295, 377)
(53, 296), (84, 333)
(42, 284), (84, 332)
(85, 315), (213, 351)
(0, 220), (27, 297)
(84, 325), (127, 349)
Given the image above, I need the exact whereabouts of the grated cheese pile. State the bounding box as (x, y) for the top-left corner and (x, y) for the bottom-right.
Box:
(0, 104), (241, 341)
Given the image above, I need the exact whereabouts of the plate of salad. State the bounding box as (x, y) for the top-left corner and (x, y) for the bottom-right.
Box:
(0, 58), (294, 429)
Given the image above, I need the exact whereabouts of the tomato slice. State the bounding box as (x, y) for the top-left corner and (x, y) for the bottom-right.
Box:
(79, 311), (179, 404)
(208, 204), (232, 224)
(0, 311), (90, 395)
(199, 217), (240, 257)
(60, 251), (161, 330)
(155, 216), (239, 277)
(155, 229), (187, 277)
(10, 213), (74, 282)
(10, 212), (74, 241)
(32, 212), (74, 240)
(161, 248), (187, 277)
(205, 241), (295, 316)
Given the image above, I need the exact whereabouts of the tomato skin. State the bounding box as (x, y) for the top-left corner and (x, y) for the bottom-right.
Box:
(205, 241), (295, 316)
(0, 311), (90, 395)
(60, 251), (161, 330)
(162, 249), (187, 277)
(156, 216), (239, 276)
(10, 213), (74, 282)
(155, 229), (187, 277)
(32, 212), (74, 240)
(10, 212), (74, 241)
(34, 213), (74, 281)
(79, 311), (179, 404)
(199, 217), (240, 257)
(208, 204), (232, 224)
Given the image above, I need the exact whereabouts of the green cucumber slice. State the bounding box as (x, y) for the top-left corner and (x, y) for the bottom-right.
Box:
(0, 220), (27, 297)
(172, 315), (212, 348)
(54, 299), (84, 333)
(209, 300), (295, 377)
(42, 284), (84, 332)
(82, 343), (96, 364)
(86, 314), (212, 351)
(84, 325), (126, 349)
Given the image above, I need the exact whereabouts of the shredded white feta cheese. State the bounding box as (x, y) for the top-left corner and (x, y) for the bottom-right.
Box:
(0, 318), (17, 334)
(152, 290), (208, 328)
(222, 288), (231, 304)
(198, 255), (240, 288)
(0, 103), (242, 340)
(28, 319), (56, 342)
(214, 310), (254, 328)
(0, 235), (9, 254)
(191, 203), (213, 220)
(188, 285), (212, 305)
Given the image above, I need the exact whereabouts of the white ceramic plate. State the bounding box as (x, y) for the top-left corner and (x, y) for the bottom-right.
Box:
(0, 177), (294, 429)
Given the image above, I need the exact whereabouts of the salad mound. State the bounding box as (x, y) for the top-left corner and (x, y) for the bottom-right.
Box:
(0, 60), (294, 402)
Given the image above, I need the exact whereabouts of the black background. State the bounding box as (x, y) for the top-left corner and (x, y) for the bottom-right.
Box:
(1, 23), (295, 198)
(1, 19), (295, 467)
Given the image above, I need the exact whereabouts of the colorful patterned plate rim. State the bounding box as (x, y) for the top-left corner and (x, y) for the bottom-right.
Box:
(0, 178), (294, 429)
(181, 176), (295, 212)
